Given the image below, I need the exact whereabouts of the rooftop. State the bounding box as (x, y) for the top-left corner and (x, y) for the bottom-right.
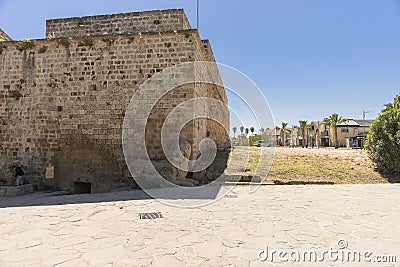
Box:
(337, 119), (374, 127)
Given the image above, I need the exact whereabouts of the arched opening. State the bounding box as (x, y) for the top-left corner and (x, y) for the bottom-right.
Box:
(49, 142), (125, 193)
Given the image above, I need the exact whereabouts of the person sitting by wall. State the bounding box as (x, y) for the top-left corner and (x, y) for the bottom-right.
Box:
(15, 164), (25, 187)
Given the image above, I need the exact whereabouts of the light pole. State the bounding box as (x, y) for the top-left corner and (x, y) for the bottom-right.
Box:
(362, 110), (371, 147)
(316, 121), (320, 149)
(196, 0), (199, 30)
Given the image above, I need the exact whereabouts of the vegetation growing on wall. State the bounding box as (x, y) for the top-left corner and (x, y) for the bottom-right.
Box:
(17, 39), (35, 51)
(78, 37), (94, 47)
(10, 90), (22, 100)
(38, 46), (48, 54)
(102, 37), (114, 45)
(57, 39), (70, 48)
(127, 36), (135, 44)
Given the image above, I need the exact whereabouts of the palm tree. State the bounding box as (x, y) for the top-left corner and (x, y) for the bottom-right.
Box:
(306, 124), (314, 148)
(292, 125), (299, 146)
(323, 114), (347, 149)
(245, 128), (249, 137)
(233, 127), (237, 138)
(315, 121), (321, 148)
(299, 120), (308, 148)
(250, 127), (255, 136)
(240, 126), (244, 136)
(275, 126), (281, 146)
(281, 122), (288, 147)
(239, 126), (244, 142)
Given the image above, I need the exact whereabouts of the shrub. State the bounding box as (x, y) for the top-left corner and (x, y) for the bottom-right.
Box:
(17, 39), (35, 51)
(248, 134), (263, 146)
(57, 39), (70, 48)
(38, 46), (48, 54)
(366, 95), (400, 174)
(78, 37), (94, 47)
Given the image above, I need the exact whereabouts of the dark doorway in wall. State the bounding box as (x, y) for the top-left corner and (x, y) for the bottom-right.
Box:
(74, 182), (92, 194)
(51, 142), (125, 193)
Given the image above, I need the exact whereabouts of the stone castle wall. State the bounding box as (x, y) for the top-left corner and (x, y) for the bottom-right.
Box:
(46, 9), (191, 38)
(0, 10), (229, 192)
(0, 29), (12, 42)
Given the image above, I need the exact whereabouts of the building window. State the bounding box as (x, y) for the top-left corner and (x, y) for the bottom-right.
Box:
(321, 130), (328, 136)
(341, 128), (349, 133)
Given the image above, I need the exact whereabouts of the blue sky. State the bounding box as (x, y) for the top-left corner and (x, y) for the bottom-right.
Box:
(0, 0), (399, 129)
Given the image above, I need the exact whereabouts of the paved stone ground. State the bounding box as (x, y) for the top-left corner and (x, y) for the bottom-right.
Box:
(0, 184), (399, 266)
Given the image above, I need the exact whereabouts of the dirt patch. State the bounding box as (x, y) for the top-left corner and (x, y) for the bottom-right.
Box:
(227, 147), (390, 184)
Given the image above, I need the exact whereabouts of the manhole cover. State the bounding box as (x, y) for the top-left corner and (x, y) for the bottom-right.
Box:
(139, 212), (163, 220)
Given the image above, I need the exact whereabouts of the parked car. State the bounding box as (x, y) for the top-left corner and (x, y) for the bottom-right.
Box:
(254, 140), (269, 147)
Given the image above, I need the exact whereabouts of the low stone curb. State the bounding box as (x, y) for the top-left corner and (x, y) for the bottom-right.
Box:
(0, 184), (34, 197)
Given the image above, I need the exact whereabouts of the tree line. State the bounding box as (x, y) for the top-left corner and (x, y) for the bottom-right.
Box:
(232, 113), (347, 149)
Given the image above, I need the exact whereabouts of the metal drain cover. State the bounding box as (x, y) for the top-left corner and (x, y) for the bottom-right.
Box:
(139, 212), (163, 220)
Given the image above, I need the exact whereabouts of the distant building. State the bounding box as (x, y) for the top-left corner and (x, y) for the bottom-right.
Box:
(282, 119), (374, 148)
(313, 119), (374, 148)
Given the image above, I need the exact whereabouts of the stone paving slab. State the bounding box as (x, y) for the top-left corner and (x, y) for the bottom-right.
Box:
(0, 184), (399, 266)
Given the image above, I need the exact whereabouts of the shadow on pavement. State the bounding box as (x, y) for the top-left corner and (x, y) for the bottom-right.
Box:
(0, 185), (224, 209)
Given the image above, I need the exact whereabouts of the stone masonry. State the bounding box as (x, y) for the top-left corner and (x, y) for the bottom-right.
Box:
(0, 29), (12, 42)
(46, 9), (192, 38)
(0, 9), (230, 193)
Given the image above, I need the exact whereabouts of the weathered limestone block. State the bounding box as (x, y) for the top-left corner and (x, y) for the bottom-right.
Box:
(0, 165), (14, 186)
(0, 28), (12, 41)
(0, 184), (34, 197)
(46, 9), (191, 38)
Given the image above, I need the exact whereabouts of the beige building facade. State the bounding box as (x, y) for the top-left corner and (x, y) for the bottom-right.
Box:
(308, 119), (373, 148)
(284, 119), (373, 148)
